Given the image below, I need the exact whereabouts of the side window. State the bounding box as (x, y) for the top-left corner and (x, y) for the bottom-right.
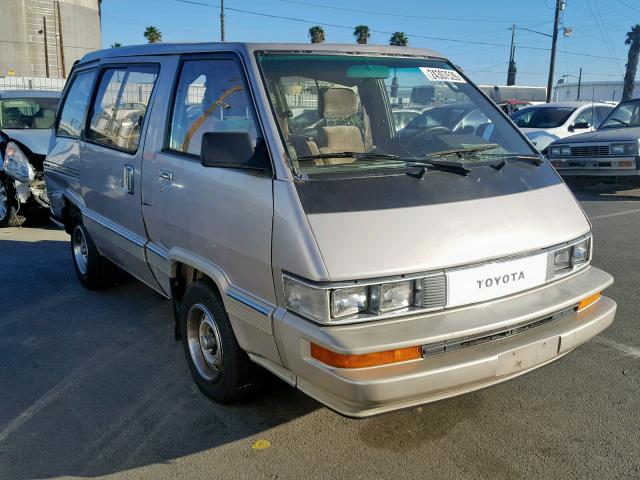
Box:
(57, 70), (96, 138)
(86, 66), (158, 152)
(574, 108), (594, 126)
(169, 58), (262, 158)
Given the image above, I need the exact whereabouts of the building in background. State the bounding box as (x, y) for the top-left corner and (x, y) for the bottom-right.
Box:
(0, 0), (101, 80)
(554, 80), (640, 102)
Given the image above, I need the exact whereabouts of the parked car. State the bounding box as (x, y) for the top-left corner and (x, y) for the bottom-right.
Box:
(391, 107), (423, 132)
(547, 98), (640, 179)
(0, 90), (60, 226)
(45, 43), (616, 417)
(510, 101), (616, 153)
(397, 102), (495, 141)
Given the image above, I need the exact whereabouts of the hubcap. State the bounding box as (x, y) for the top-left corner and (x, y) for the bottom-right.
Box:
(0, 182), (8, 220)
(187, 304), (223, 381)
(72, 226), (89, 275)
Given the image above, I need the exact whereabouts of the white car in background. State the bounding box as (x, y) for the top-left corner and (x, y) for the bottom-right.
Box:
(510, 101), (616, 153)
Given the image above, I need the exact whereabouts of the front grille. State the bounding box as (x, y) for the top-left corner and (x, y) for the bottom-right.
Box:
(570, 145), (609, 157)
(420, 274), (447, 309)
(421, 305), (578, 357)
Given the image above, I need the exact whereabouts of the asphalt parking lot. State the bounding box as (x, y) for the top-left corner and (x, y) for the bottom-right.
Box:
(1, 181), (639, 480)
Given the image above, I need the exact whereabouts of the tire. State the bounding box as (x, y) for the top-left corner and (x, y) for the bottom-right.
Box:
(0, 177), (25, 227)
(181, 280), (258, 403)
(70, 222), (119, 289)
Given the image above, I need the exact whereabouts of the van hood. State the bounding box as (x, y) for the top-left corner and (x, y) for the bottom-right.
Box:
(1, 128), (53, 155)
(300, 171), (589, 281)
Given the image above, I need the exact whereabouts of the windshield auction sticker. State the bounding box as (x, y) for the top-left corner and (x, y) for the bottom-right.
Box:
(420, 67), (466, 83)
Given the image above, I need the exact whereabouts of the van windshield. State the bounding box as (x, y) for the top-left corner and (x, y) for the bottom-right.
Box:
(257, 54), (535, 177)
(0, 97), (59, 129)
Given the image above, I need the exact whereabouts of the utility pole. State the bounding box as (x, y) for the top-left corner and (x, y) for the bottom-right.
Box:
(507, 24), (517, 86)
(220, 0), (225, 42)
(40, 17), (50, 78)
(546, 0), (564, 103)
(55, 0), (66, 78)
(577, 67), (582, 100)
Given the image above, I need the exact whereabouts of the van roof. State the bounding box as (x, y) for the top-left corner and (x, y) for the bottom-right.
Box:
(78, 42), (446, 65)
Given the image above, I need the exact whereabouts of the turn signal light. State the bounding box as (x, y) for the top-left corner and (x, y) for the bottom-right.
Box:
(578, 292), (601, 311)
(310, 343), (422, 368)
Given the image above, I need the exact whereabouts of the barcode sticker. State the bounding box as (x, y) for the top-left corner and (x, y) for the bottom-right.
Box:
(420, 67), (466, 83)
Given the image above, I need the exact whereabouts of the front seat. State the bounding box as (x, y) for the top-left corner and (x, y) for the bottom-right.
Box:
(316, 87), (365, 163)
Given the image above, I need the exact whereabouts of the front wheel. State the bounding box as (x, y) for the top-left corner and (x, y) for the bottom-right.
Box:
(181, 280), (258, 403)
(71, 222), (119, 289)
(0, 177), (25, 227)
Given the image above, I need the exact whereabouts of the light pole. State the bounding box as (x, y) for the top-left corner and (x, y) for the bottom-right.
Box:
(562, 68), (582, 101)
(37, 17), (50, 78)
(220, 0), (225, 42)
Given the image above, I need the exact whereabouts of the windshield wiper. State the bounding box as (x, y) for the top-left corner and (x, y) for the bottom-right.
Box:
(296, 152), (400, 162)
(479, 153), (545, 166)
(403, 159), (471, 177)
(422, 144), (501, 160)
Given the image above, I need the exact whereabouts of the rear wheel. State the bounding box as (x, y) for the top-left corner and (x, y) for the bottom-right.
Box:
(0, 177), (25, 227)
(71, 222), (118, 289)
(181, 280), (258, 403)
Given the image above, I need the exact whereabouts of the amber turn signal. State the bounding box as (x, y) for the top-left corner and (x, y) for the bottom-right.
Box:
(578, 292), (601, 311)
(310, 343), (422, 368)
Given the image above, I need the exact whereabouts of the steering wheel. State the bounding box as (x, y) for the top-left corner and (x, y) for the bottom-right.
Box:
(404, 126), (451, 155)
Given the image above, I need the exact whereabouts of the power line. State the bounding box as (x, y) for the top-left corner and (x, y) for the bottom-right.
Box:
(172, 0), (624, 61)
(586, 0), (624, 76)
(274, 0), (543, 24)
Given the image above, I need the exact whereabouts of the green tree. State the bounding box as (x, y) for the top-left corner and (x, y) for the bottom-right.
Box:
(389, 32), (408, 46)
(623, 24), (640, 101)
(353, 25), (370, 44)
(309, 25), (325, 43)
(143, 26), (162, 44)
(110, 42), (122, 48)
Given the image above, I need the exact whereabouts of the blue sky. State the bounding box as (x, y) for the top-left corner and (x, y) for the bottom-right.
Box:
(100, 0), (638, 86)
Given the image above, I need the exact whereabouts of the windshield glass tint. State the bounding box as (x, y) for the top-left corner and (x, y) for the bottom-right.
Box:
(0, 97), (58, 129)
(599, 100), (640, 129)
(257, 54), (534, 176)
(510, 106), (575, 128)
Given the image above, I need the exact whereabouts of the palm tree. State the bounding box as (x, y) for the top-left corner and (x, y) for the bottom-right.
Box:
(309, 26), (325, 44)
(110, 42), (122, 48)
(389, 32), (408, 47)
(143, 26), (162, 44)
(353, 25), (370, 44)
(623, 24), (640, 101)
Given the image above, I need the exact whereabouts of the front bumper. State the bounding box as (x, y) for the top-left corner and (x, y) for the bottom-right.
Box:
(274, 266), (615, 417)
(550, 156), (640, 177)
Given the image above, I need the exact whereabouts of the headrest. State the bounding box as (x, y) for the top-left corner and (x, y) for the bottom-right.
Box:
(320, 87), (358, 120)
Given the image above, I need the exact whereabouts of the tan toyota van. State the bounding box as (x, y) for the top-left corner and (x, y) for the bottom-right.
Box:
(45, 43), (616, 417)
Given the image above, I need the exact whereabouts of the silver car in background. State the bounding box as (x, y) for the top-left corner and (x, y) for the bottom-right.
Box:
(0, 90), (60, 226)
(44, 43), (616, 417)
(547, 98), (640, 179)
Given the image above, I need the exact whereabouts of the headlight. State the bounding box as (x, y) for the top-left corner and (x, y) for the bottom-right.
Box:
(283, 275), (420, 324)
(3, 142), (34, 183)
(611, 144), (624, 155)
(549, 146), (570, 157)
(550, 237), (591, 276)
(283, 276), (328, 323)
(380, 280), (414, 312)
(331, 286), (368, 318)
(610, 143), (638, 155)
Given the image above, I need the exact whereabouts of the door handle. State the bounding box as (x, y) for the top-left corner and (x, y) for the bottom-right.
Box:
(158, 169), (174, 181)
(123, 164), (134, 194)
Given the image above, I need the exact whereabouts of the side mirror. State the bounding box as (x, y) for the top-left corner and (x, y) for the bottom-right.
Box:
(570, 121), (590, 131)
(200, 131), (270, 173)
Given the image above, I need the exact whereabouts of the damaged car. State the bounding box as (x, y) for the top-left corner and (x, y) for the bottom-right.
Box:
(0, 90), (60, 226)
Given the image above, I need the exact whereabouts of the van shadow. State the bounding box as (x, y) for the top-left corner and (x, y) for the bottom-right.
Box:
(0, 236), (319, 479)
(563, 177), (640, 202)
